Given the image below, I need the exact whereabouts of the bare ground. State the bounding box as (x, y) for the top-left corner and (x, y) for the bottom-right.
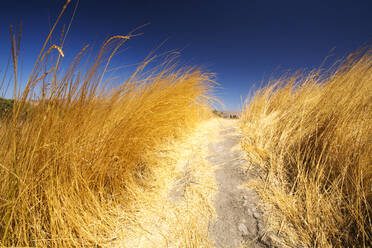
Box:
(208, 119), (272, 248)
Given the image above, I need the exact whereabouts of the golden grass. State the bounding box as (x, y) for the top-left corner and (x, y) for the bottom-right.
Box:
(240, 49), (372, 247)
(0, 4), (215, 246)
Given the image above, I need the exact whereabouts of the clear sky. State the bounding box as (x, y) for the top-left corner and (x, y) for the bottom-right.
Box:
(1, 0), (371, 110)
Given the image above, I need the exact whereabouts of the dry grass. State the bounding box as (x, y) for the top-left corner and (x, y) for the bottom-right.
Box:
(0, 3), (215, 246)
(240, 49), (372, 247)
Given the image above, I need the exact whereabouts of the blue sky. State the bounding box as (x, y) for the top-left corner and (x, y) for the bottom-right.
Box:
(1, 0), (371, 110)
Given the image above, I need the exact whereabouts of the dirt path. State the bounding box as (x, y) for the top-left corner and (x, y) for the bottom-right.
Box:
(208, 120), (269, 248)
(115, 119), (271, 247)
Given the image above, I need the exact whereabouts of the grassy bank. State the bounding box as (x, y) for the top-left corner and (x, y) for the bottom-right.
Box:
(0, 5), (214, 247)
(240, 49), (371, 247)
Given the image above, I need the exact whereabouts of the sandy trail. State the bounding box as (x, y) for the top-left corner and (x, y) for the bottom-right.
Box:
(207, 119), (268, 248)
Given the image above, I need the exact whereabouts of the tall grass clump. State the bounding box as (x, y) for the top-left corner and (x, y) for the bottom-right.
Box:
(0, 3), (214, 247)
(240, 49), (372, 247)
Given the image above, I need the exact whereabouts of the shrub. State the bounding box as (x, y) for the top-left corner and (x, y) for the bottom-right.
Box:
(0, 98), (14, 118)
